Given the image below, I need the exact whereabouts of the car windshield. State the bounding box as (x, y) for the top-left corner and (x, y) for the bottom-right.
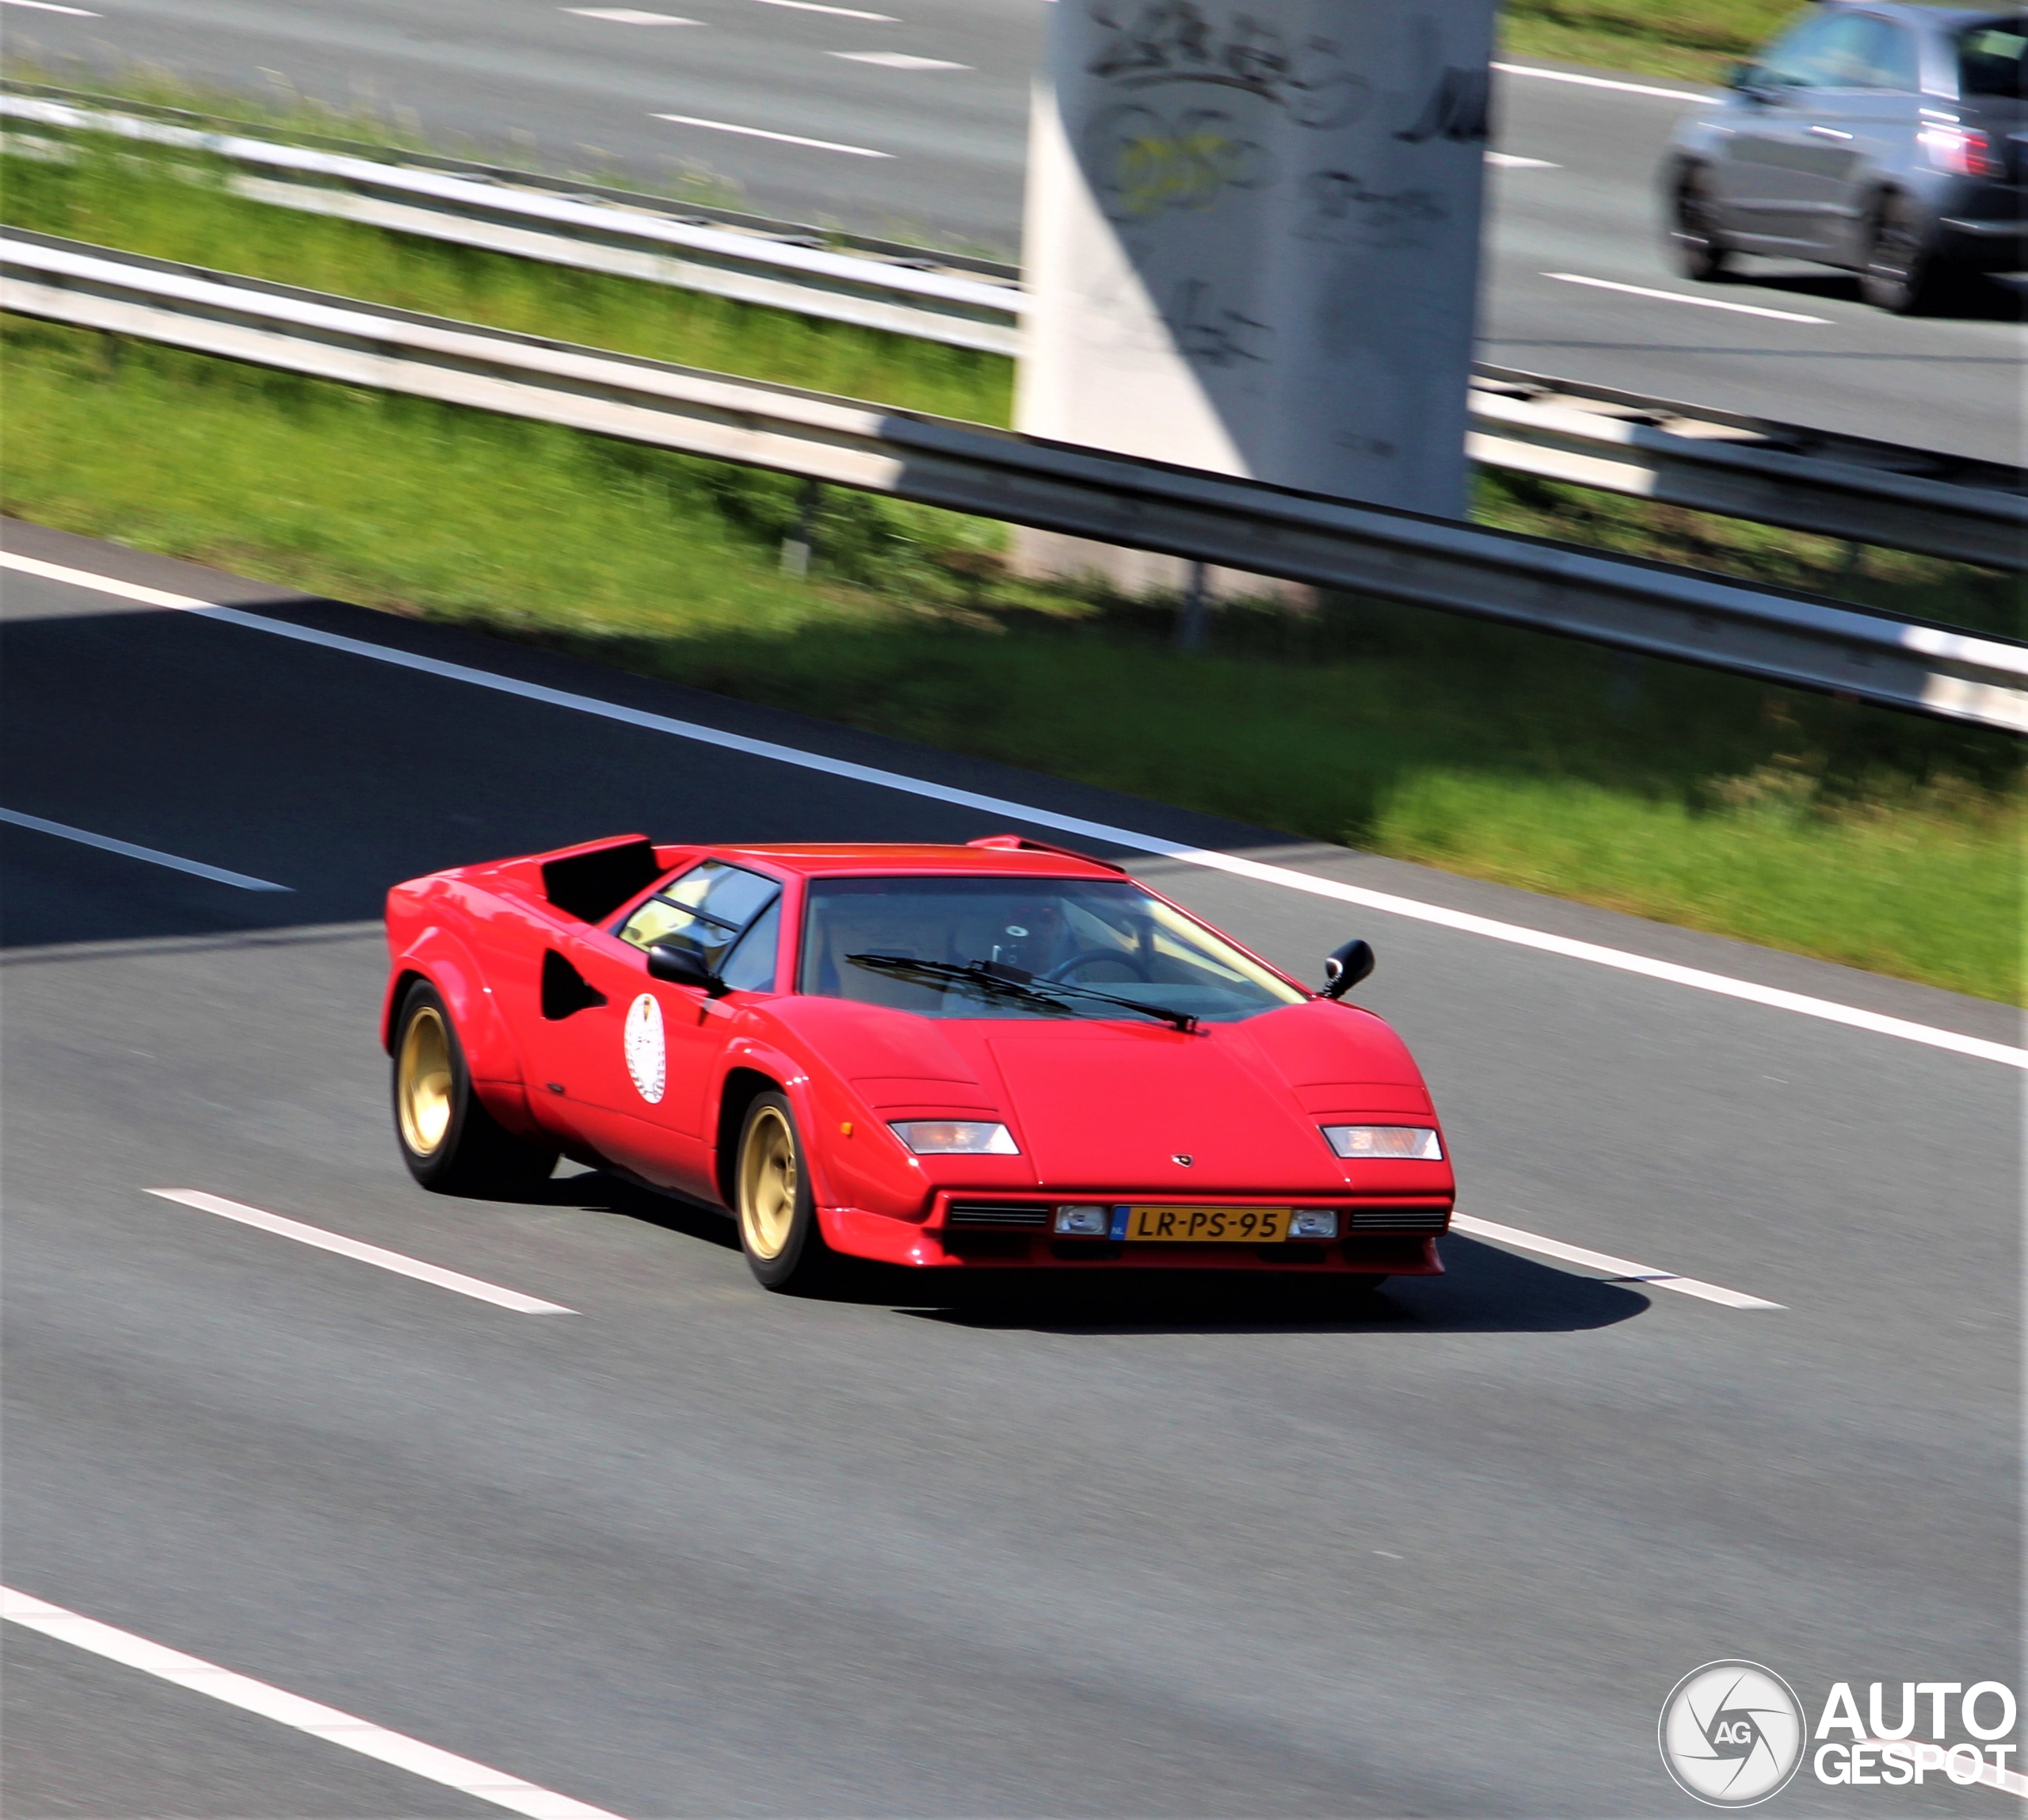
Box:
(1961, 19), (2027, 97)
(800, 876), (1307, 1024)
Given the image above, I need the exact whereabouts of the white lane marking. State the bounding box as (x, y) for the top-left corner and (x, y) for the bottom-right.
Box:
(749, 0), (897, 14)
(831, 50), (967, 69)
(1487, 152), (1558, 170)
(1492, 61), (1711, 104)
(0, 1586), (627, 1820)
(564, 7), (699, 21)
(1450, 1212), (1783, 1309)
(150, 1190), (575, 1314)
(649, 113), (889, 155)
(0, 806), (291, 891)
(0, 0), (101, 11)
(5, 551), (2020, 1073)
(1544, 271), (1831, 323)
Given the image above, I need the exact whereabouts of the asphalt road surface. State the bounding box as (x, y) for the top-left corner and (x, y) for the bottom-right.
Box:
(6, 0), (2023, 462)
(1, 515), (2018, 1817)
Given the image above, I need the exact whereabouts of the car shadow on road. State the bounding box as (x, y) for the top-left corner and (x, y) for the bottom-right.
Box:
(897, 1237), (1649, 1335)
(547, 1169), (1649, 1331)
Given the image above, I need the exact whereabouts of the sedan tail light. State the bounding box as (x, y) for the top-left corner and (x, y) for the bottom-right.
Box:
(1920, 124), (2003, 177)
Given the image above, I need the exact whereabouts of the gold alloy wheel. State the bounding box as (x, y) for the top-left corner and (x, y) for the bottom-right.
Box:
(397, 1005), (455, 1158)
(738, 1105), (799, 1261)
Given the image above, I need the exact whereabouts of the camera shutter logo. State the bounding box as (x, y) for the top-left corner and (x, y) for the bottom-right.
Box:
(1659, 1661), (1805, 1807)
(623, 993), (666, 1105)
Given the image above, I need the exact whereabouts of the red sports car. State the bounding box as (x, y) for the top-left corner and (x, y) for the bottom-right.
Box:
(383, 834), (1454, 1292)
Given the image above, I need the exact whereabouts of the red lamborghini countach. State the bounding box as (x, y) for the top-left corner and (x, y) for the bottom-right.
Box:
(383, 834), (1454, 1291)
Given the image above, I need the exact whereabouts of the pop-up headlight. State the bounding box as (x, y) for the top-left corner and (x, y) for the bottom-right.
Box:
(889, 1120), (1019, 1155)
(1322, 1125), (1443, 1162)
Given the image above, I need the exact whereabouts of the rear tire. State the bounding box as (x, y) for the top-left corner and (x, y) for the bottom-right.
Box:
(392, 981), (556, 1196)
(1860, 192), (1947, 314)
(1671, 169), (1731, 281)
(734, 1090), (836, 1293)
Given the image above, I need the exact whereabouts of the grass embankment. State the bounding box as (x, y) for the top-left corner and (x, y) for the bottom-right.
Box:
(5, 132), (2015, 640)
(1499, 1), (1792, 83)
(5, 314), (2018, 1002)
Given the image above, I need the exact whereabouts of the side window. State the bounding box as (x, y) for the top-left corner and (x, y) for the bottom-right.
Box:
(616, 860), (780, 972)
(716, 898), (783, 994)
(1862, 21), (1919, 91)
(1801, 15), (1885, 89)
(1759, 14), (1840, 88)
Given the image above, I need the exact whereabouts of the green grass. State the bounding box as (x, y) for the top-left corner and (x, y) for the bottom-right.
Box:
(0, 128), (1012, 424)
(5, 131), (2017, 643)
(1499, 0), (1794, 82)
(4, 316), (2018, 1002)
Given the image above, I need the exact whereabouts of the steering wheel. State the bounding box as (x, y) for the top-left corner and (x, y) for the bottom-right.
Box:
(1040, 948), (1152, 984)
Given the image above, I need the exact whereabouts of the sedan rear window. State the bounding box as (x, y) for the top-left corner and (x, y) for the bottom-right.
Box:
(800, 876), (1306, 1024)
(1962, 21), (2028, 97)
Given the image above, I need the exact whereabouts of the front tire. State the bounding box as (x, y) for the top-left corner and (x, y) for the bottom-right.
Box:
(734, 1090), (835, 1293)
(1671, 169), (1731, 281)
(392, 981), (556, 1196)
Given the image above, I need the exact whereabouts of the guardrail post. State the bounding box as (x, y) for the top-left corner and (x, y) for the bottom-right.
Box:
(1176, 562), (1208, 653)
(780, 478), (820, 578)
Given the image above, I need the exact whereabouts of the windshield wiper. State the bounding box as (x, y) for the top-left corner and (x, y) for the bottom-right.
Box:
(846, 953), (1199, 1033)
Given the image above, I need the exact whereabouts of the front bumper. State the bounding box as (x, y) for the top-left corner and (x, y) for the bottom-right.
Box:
(821, 1192), (1452, 1272)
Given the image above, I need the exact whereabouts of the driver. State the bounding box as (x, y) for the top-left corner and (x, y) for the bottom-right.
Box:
(987, 899), (1072, 976)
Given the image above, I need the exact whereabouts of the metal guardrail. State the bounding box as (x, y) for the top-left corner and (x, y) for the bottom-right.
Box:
(4, 230), (2021, 733)
(0, 90), (1023, 353)
(6, 85), (2023, 570)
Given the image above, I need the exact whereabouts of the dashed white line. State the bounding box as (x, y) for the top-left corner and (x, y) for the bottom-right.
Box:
(832, 50), (968, 69)
(748, 0), (897, 15)
(0, 0), (101, 12)
(650, 113), (890, 156)
(4, 551), (2019, 1073)
(0, 1586), (627, 1820)
(564, 8), (699, 21)
(151, 1189), (575, 1313)
(1544, 271), (1832, 323)
(1493, 61), (1711, 104)
(1450, 1212), (1784, 1309)
(0, 806), (291, 891)
(1487, 152), (1557, 170)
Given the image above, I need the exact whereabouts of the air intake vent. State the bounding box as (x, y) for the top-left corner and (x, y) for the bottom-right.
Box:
(1347, 1208), (1450, 1234)
(947, 1201), (1051, 1227)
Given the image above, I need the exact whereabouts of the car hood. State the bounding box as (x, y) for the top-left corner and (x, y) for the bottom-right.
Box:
(975, 1002), (1435, 1194)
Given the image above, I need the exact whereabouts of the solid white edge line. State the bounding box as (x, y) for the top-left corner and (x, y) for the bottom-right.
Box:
(1544, 271), (1831, 323)
(1492, 61), (1712, 103)
(0, 805), (292, 891)
(0, 0), (101, 11)
(1486, 153), (1558, 170)
(1450, 1212), (1783, 1309)
(6, 551), (2020, 1073)
(0, 1586), (627, 1820)
(563, 8), (700, 21)
(650, 114), (890, 156)
(150, 1189), (575, 1313)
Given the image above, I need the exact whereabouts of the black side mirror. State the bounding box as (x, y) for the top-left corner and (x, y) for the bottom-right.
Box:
(1321, 938), (1375, 999)
(646, 940), (725, 996)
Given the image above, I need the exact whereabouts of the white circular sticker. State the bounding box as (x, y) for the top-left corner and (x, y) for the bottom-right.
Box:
(623, 993), (666, 1105)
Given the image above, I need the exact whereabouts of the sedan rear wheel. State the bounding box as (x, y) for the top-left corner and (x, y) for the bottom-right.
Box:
(1860, 192), (1946, 314)
(735, 1090), (836, 1292)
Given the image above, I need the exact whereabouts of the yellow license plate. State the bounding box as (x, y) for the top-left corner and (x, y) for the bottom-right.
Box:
(1123, 1206), (1289, 1243)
